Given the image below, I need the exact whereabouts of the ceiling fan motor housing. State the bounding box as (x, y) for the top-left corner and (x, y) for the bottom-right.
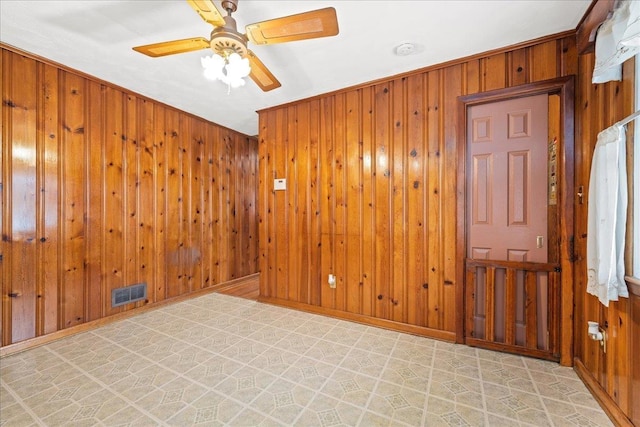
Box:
(210, 15), (248, 57)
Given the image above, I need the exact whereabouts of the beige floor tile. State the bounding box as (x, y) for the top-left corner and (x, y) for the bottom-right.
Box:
(429, 368), (484, 410)
(0, 401), (40, 426)
(355, 333), (397, 356)
(166, 390), (246, 426)
(379, 359), (431, 391)
(389, 340), (434, 366)
(294, 394), (364, 427)
(101, 405), (164, 426)
(323, 325), (367, 347)
(0, 293), (615, 427)
(216, 366), (277, 404)
(182, 354), (245, 388)
(250, 378), (316, 424)
(280, 356), (336, 390)
(274, 332), (321, 355)
(367, 381), (426, 425)
(339, 348), (389, 378)
(321, 368), (378, 408)
(432, 349), (480, 379)
(231, 408), (289, 426)
(250, 348), (302, 376)
(425, 396), (487, 426)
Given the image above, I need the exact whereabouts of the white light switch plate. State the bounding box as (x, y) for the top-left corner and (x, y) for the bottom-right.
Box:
(274, 178), (286, 191)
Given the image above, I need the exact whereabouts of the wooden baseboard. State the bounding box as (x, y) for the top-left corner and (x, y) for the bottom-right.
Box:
(257, 295), (456, 342)
(573, 358), (633, 427)
(0, 273), (259, 358)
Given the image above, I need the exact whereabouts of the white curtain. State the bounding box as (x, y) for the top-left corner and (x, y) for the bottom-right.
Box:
(586, 124), (629, 306)
(593, 0), (640, 83)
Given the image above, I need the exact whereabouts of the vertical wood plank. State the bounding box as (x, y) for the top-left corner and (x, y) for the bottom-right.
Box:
(374, 84), (391, 319)
(124, 94), (139, 300)
(39, 63), (60, 333)
(547, 271), (559, 356)
(164, 110), (182, 297)
(180, 115), (192, 292)
(190, 116), (204, 290)
(485, 267), (496, 342)
(154, 104), (167, 302)
(465, 60), (481, 95)
(286, 106), (298, 301)
(361, 88), (374, 317)
(0, 49), (6, 346)
(442, 64), (462, 333)
(345, 91), (362, 314)
(529, 40), (559, 82)
(333, 95), (347, 312)
(263, 111), (277, 297)
(210, 125), (222, 287)
(481, 53), (506, 91)
(525, 271), (538, 349)
(507, 48), (528, 87)
(296, 103), (311, 304)
(202, 121), (214, 289)
(391, 78), (406, 322)
(465, 265), (476, 339)
(320, 98), (335, 309)
(560, 36), (578, 78)
(138, 99), (155, 295)
(274, 109), (288, 300)
(505, 268), (517, 345)
(426, 70), (441, 329)
(85, 80), (103, 321)
(247, 137), (256, 275)
(61, 73), (86, 327)
(224, 131), (235, 281)
(308, 100), (321, 306)
(7, 54), (38, 342)
(406, 74), (426, 326)
(257, 112), (270, 296)
(104, 86), (124, 315)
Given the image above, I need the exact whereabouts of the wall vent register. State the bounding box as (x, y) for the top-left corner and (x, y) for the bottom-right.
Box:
(111, 283), (147, 308)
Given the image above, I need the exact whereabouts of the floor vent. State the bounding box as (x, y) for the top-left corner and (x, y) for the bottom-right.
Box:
(112, 283), (147, 308)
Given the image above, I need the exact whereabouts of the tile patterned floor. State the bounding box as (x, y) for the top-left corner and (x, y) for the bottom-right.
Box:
(0, 293), (613, 426)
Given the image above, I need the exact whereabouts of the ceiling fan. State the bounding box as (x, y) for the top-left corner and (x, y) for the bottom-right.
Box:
(132, 0), (339, 91)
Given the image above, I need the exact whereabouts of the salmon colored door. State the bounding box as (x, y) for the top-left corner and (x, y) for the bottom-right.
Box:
(465, 94), (562, 361)
(468, 94), (548, 263)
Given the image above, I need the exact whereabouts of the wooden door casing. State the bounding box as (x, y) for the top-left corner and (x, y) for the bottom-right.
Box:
(457, 77), (575, 365)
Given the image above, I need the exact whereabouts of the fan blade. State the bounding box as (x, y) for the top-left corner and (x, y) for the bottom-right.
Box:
(245, 7), (338, 45)
(186, 0), (225, 26)
(133, 37), (211, 57)
(246, 50), (281, 91)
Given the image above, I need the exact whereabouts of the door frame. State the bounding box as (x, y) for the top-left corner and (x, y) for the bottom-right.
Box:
(455, 76), (575, 366)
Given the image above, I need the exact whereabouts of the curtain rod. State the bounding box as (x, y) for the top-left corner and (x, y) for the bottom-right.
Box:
(616, 109), (640, 126)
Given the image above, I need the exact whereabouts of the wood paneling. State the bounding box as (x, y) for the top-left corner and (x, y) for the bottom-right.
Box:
(573, 45), (638, 426)
(0, 46), (258, 347)
(258, 34), (577, 339)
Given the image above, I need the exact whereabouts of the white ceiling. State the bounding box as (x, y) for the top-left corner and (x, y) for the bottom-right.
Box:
(0, 1), (591, 136)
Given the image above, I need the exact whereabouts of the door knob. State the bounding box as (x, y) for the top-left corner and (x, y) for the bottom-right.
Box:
(536, 236), (544, 248)
(8, 292), (21, 298)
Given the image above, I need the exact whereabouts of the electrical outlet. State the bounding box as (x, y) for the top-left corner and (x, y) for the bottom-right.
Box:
(328, 274), (336, 288)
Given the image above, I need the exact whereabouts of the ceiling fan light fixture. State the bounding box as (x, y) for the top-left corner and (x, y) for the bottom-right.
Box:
(201, 52), (251, 90)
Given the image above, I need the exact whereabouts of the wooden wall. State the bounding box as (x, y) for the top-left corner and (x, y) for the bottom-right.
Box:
(0, 46), (259, 347)
(574, 49), (639, 427)
(257, 33), (577, 339)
